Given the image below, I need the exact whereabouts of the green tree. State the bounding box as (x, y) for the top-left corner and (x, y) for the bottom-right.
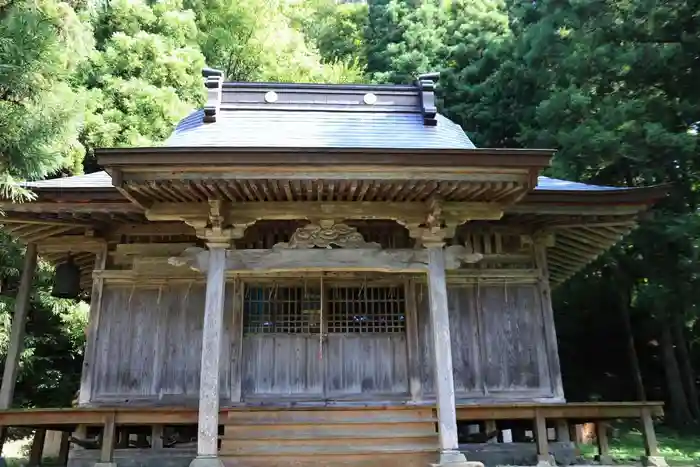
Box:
(79, 0), (206, 170)
(0, 0), (92, 411)
(0, 0), (92, 198)
(185, 0), (363, 84)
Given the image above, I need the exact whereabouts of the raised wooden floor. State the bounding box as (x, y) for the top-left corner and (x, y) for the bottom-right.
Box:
(220, 407), (439, 467)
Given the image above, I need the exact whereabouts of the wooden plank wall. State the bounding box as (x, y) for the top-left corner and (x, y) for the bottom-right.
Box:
(241, 334), (409, 398)
(417, 283), (555, 400)
(90, 283), (236, 403)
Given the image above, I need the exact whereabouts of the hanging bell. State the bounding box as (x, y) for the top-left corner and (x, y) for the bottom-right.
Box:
(52, 255), (82, 299)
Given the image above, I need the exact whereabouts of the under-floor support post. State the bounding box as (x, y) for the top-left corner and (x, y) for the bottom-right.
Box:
(58, 431), (71, 466)
(595, 421), (612, 465)
(190, 246), (227, 467)
(426, 245), (481, 467)
(96, 412), (116, 467)
(555, 419), (571, 442)
(27, 428), (46, 467)
(641, 408), (667, 467)
(534, 411), (554, 466)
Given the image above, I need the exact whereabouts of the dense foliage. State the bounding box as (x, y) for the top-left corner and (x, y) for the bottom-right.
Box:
(1, 0), (699, 429)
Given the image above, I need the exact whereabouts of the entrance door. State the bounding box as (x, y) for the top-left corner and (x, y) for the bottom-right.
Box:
(324, 284), (409, 398)
(241, 284), (324, 399)
(241, 282), (409, 401)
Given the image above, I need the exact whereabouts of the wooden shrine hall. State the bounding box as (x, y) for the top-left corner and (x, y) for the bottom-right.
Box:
(0, 72), (668, 467)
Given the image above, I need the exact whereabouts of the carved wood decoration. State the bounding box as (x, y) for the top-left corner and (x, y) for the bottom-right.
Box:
(273, 222), (381, 250)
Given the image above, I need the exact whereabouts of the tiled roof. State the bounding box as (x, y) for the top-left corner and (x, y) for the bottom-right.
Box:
(165, 110), (476, 149)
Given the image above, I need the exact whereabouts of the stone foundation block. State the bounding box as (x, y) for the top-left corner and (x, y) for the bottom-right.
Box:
(643, 455), (668, 467)
(431, 450), (485, 467)
(188, 456), (224, 467)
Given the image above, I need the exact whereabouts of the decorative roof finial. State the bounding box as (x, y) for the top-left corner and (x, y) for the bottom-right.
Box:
(416, 72), (439, 126)
(202, 67), (225, 123)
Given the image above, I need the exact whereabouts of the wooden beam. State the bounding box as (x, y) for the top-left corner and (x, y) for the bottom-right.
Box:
(37, 236), (107, 254)
(508, 204), (646, 216)
(112, 168), (150, 211)
(123, 167), (529, 182)
(167, 246), (484, 274)
(145, 201), (504, 225)
(0, 202), (142, 214)
(0, 243), (38, 408)
(113, 223), (194, 237)
(114, 242), (195, 259)
(22, 226), (77, 244)
(0, 217), (94, 228)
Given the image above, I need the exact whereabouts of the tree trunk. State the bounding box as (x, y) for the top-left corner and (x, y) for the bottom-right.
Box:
(660, 318), (693, 426)
(619, 287), (646, 401)
(671, 309), (700, 420)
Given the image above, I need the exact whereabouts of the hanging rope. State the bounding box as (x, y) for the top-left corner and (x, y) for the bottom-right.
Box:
(503, 278), (509, 304)
(157, 284), (163, 305)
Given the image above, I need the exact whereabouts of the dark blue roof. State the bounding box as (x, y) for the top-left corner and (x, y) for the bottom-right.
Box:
(536, 177), (633, 191)
(165, 109), (476, 149)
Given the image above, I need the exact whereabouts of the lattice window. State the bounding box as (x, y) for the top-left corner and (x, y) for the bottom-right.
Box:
(243, 285), (322, 334)
(326, 285), (405, 334)
(243, 283), (407, 335)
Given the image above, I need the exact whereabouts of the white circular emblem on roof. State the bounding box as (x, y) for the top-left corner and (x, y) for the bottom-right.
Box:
(363, 93), (377, 105)
(264, 91), (278, 103)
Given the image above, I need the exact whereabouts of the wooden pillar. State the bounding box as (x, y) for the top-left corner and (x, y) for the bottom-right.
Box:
(27, 428), (46, 467)
(193, 246), (226, 466)
(595, 421), (612, 465)
(0, 243), (38, 408)
(533, 240), (565, 400)
(426, 245), (467, 464)
(641, 408), (667, 466)
(78, 245), (108, 406)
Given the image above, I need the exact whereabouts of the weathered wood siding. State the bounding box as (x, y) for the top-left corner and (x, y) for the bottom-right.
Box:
(242, 334), (324, 397)
(241, 334), (408, 399)
(325, 334), (408, 397)
(417, 283), (556, 400)
(90, 283), (235, 402)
